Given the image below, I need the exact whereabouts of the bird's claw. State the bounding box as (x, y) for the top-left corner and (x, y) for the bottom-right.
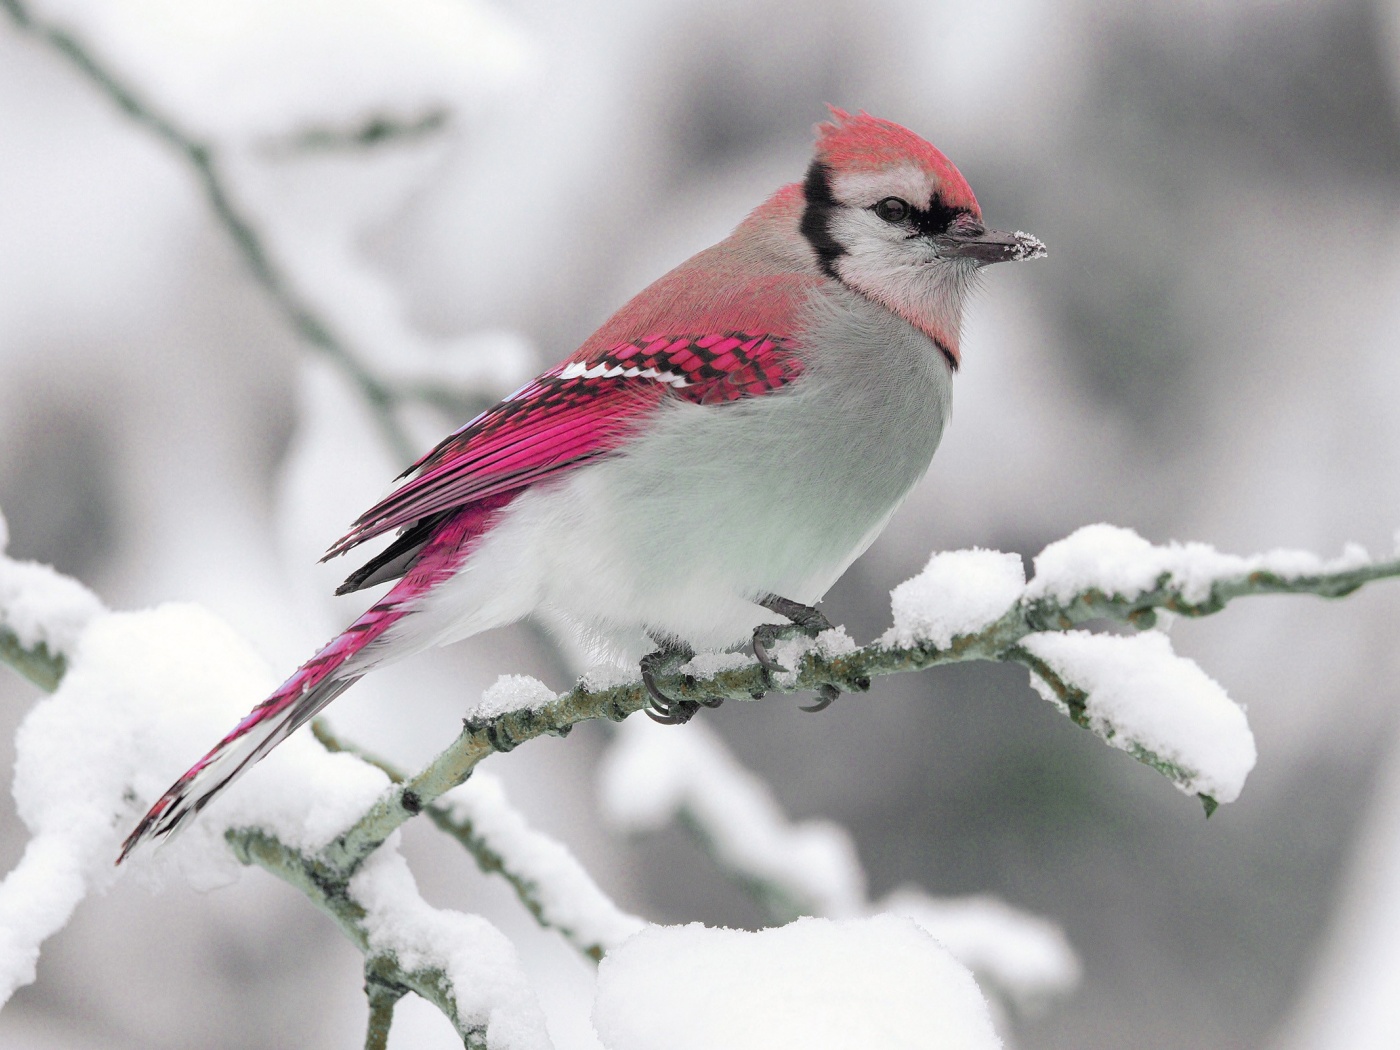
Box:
(644, 694), (700, 725)
(799, 683), (841, 713)
(754, 595), (841, 713)
(751, 622), (795, 681)
(640, 644), (722, 725)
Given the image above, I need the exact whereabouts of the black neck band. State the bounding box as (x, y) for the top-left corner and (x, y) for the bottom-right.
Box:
(800, 161), (845, 280)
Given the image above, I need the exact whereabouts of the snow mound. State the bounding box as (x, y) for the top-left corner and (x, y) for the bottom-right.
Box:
(878, 888), (1080, 1013)
(593, 915), (1001, 1050)
(472, 674), (558, 720)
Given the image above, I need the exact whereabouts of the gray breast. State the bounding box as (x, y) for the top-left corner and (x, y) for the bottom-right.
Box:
(601, 285), (954, 603)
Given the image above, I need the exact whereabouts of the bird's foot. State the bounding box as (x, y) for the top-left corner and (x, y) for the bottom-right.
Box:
(753, 595), (840, 713)
(640, 643), (721, 725)
(751, 622), (802, 676)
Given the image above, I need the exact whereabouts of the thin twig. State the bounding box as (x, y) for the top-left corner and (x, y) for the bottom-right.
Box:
(266, 108), (451, 157)
(226, 827), (488, 1049)
(363, 959), (407, 1050)
(0, 0), (417, 462)
(312, 720), (638, 962)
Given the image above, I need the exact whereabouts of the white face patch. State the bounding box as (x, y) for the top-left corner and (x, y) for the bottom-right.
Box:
(823, 208), (979, 355)
(830, 163), (935, 210)
(827, 208), (934, 271)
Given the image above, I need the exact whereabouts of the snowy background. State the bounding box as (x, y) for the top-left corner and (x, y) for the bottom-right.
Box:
(2, 0), (1400, 1047)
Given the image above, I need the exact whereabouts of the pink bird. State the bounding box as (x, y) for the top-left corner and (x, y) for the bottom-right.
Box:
(119, 108), (1044, 861)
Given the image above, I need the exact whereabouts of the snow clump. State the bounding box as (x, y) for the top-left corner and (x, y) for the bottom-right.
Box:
(593, 915), (1002, 1050)
(1021, 629), (1256, 802)
(1026, 523), (1371, 606)
(884, 548), (1025, 648)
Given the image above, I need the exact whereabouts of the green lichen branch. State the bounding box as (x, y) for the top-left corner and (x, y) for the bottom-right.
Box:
(316, 549), (1400, 877)
(226, 827), (488, 1050)
(362, 963), (405, 1050)
(0, 625), (67, 693)
(311, 720), (635, 962)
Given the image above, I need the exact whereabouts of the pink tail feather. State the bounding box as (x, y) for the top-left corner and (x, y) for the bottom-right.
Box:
(117, 594), (409, 862)
(118, 494), (516, 865)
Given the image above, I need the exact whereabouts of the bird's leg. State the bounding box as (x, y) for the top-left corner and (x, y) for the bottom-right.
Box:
(752, 595), (835, 668)
(640, 640), (704, 725)
(753, 594), (841, 713)
(760, 595), (834, 633)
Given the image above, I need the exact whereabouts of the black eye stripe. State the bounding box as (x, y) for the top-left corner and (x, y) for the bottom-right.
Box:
(910, 199), (970, 237)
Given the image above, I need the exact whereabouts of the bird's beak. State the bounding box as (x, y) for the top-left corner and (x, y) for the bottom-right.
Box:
(935, 227), (1047, 265)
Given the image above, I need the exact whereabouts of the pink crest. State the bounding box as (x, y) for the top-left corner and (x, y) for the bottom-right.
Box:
(814, 107), (979, 215)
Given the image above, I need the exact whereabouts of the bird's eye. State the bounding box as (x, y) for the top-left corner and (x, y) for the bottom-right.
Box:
(874, 197), (910, 223)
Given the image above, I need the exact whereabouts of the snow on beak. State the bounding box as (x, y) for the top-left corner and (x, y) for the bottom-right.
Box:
(935, 225), (1047, 265)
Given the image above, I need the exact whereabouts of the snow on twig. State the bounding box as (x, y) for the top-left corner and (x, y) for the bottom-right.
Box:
(312, 720), (646, 962)
(230, 830), (551, 1050)
(1012, 630), (1254, 805)
(0, 509), (105, 692)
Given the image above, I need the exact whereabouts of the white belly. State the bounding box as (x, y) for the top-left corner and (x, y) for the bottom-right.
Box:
(402, 287), (954, 662)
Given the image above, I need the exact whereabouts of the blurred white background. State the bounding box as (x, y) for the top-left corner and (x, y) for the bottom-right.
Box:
(2, 0), (1399, 1046)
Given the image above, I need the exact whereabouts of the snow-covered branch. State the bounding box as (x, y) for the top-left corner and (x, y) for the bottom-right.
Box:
(0, 589), (559, 1046)
(227, 828), (549, 1050)
(0, 505), (635, 1044)
(0, 516), (104, 692)
(312, 720), (645, 962)
(316, 527), (1400, 873)
(227, 828), (479, 1046)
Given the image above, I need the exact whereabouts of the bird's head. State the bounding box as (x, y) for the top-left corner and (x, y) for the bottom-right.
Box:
(800, 108), (1045, 367)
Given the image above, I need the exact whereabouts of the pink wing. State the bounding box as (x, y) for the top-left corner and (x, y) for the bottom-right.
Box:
(325, 332), (803, 561)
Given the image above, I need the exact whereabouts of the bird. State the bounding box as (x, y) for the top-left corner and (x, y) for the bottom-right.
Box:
(118, 108), (1045, 862)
